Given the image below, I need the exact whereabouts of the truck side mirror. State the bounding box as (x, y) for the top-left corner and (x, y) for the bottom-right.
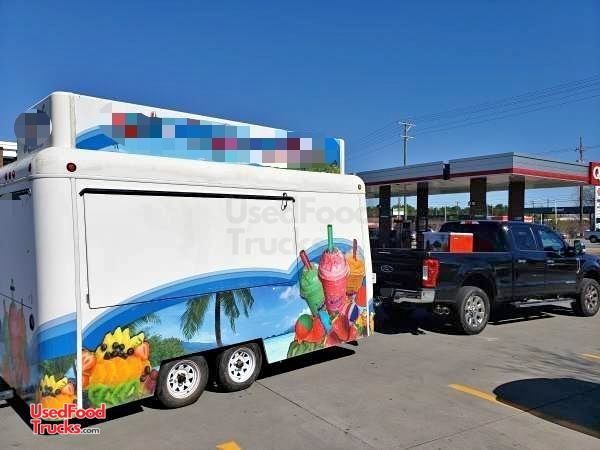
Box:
(573, 239), (584, 255)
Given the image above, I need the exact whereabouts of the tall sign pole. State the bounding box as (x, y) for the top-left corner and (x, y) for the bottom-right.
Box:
(576, 136), (585, 226)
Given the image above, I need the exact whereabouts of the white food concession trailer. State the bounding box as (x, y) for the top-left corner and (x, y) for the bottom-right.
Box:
(0, 93), (372, 410)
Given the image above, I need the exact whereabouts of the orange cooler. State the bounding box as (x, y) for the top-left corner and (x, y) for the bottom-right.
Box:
(449, 232), (473, 252)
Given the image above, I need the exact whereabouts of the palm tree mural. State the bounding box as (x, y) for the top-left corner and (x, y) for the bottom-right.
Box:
(180, 289), (254, 346)
(128, 312), (162, 334)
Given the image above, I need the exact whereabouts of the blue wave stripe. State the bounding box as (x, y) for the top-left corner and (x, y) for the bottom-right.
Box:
(36, 239), (363, 351)
(36, 312), (76, 333)
(39, 329), (76, 361)
(37, 318), (77, 343)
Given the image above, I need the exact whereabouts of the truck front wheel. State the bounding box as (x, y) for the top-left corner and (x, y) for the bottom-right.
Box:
(573, 278), (600, 317)
(455, 286), (490, 335)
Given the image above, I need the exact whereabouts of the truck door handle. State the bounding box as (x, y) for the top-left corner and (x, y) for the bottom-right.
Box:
(517, 259), (527, 264)
(546, 259), (555, 265)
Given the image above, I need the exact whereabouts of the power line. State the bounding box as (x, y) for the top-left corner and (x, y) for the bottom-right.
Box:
(407, 73), (600, 123)
(352, 73), (600, 153)
(414, 91), (600, 136)
(415, 87), (600, 135)
(350, 90), (600, 160)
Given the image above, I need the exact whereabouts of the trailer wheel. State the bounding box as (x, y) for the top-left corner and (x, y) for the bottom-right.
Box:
(573, 278), (600, 317)
(455, 286), (490, 335)
(590, 236), (598, 243)
(156, 356), (209, 408)
(216, 343), (262, 392)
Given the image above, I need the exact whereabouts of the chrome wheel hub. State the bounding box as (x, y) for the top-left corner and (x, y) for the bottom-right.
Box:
(167, 361), (200, 399)
(464, 295), (485, 328)
(227, 347), (256, 383)
(584, 285), (598, 311)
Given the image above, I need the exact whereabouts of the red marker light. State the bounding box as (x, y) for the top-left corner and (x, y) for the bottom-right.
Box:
(66, 162), (77, 173)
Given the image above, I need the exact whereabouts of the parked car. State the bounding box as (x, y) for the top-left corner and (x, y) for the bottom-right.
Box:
(584, 229), (600, 243)
(373, 221), (600, 334)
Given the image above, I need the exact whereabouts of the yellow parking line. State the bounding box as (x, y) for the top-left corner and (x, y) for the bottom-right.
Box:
(582, 353), (600, 361)
(216, 441), (242, 450)
(448, 383), (505, 406)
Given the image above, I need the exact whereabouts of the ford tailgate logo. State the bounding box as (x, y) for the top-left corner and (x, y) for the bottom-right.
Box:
(380, 265), (394, 273)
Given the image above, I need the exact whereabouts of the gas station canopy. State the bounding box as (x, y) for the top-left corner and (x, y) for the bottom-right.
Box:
(358, 152), (600, 248)
(359, 152), (594, 198)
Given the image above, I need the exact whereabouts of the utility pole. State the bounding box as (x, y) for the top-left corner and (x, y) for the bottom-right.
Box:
(444, 205), (447, 222)
(399, 121), (415, 219)
(576, 136), (585, 226)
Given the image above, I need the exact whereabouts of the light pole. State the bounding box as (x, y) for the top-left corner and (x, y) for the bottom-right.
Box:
(399, 121), (414, 219)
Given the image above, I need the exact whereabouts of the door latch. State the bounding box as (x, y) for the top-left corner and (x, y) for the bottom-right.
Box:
(281, 193), (290, 211)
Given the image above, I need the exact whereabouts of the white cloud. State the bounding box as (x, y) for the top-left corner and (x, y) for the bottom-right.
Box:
(278, 285), (300, 301)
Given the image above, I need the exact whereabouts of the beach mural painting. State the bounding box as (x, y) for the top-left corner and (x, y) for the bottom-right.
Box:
(27, 224), (370, 409)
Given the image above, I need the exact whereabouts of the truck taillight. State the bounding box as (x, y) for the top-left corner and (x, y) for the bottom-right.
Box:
(422, 258), (440, 288)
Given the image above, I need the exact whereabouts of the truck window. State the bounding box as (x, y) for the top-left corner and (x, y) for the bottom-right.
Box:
(510, 225), (538, 251)
(536, 228), (565, 253)
(438, 222), (508, 252)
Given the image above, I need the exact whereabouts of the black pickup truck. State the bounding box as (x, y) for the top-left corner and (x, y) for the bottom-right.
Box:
(373, 221), (600, 334)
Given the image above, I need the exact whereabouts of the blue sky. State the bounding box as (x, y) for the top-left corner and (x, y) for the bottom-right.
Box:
(1, 0), (599, 206)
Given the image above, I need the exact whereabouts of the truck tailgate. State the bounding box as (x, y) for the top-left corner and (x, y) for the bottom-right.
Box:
(372, 249), (425, 293)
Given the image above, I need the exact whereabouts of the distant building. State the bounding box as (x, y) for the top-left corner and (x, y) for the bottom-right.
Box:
(0, 141), (17, 166)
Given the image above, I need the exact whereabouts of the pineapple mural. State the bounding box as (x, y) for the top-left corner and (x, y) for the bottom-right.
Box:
(83, 327), (158, 407)
(37, 375), (75, 409)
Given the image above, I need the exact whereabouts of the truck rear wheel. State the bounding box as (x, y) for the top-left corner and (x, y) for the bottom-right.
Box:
(455, 286), (490, 335)
(573, 278), (600, 317)
(216, 343), (263, 392)
(156, 356), (209, 408)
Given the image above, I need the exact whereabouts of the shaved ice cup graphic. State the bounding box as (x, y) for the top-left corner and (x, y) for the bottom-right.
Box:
(346, 239), (366, 298)
(299, 250), (332, 332)
(318, 225), (349, 315)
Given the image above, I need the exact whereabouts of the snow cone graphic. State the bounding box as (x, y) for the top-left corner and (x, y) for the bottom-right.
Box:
(299, 250), (332, 332)
(345, 239), (365, 297)
(318, 225), (349, 315)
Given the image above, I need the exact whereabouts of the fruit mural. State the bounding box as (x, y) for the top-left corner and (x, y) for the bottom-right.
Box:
(288, 226), (369, 358)
(37, 375), (75, 409)
(1, 279), (30, 391)
(82, 327), (158, 407)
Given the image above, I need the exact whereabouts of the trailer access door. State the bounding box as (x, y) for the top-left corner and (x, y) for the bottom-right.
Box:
(81, 188), (298, 308)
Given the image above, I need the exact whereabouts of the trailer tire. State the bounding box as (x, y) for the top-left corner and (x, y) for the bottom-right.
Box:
(573, 278), (600, 317)
(455, 286), (490, 335)
(156, 356), (209, 408)
(590, 236), (598, 243)
(216, 343), (262, 392)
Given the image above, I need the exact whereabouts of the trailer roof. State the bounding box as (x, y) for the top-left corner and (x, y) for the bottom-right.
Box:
(1, 147), (363, 195)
